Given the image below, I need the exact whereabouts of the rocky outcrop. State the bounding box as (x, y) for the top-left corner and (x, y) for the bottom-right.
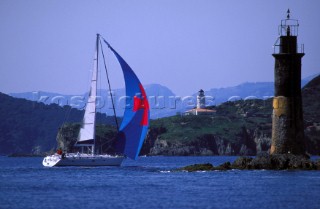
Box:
(150, 139), (198, 156)
(253, 128), (271, 154)
(146, 134), (237, 156)
(56, 124), (80, 152)
(233, 154), (318, 170)
(141, 125), (273, 156)
(178, 154), (320, 171)
(140, 127), (167, 155)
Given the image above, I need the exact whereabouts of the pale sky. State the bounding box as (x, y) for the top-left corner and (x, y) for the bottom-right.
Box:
(1, 0), (319, 96)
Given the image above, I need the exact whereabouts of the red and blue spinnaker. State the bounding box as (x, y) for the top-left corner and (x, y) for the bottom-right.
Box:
(104, 40), (150, 160)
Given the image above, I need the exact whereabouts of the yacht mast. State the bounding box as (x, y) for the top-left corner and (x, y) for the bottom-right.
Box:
(75, 34), (99, 155)
(91, 33), (99, 154)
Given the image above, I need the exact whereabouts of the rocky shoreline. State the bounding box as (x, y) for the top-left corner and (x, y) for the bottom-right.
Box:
(177, 154), (320, 171)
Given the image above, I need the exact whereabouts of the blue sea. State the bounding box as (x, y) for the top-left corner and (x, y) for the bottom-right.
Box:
(0, 156), (319, 209)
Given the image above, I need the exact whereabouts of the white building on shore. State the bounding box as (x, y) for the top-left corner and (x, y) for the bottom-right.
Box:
(185, 89), (216, 116)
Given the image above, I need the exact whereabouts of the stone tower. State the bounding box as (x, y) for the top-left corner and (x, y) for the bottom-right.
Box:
(197, 89), (205, 109)
(271, 10), (305, 155)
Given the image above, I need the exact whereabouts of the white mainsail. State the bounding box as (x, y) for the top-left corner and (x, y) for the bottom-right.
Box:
(77, 38), (98, 145)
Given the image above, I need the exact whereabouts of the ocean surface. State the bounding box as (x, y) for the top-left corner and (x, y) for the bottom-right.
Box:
(0, 156), (319, 209)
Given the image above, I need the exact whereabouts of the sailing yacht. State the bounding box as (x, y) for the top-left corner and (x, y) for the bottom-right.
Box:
(43, 34), (150, 167)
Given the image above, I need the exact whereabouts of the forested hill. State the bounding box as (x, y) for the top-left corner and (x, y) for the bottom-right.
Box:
(140, 75), (320, 156)
(55, 75), (320, 156)
(0, 92), (118, 155)
(1, 75), (319, 156)
(302, 74), (320, 124)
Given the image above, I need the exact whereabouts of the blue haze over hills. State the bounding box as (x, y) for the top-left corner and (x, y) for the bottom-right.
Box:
(204, 73), (318, 105)
(9, 73), (319, 119)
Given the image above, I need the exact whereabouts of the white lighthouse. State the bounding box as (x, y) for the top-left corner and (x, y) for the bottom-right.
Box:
(197, 89), (205, 109)
(185, 89), (216, 116)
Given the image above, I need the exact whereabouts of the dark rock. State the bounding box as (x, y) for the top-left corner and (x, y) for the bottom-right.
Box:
(267, 154), (314, 170)
(232, 156), (253, 169)
(316, 159), (320, 170)
(215, 162), (232, 170)
(177, 162), (232, 172)
(231, 154), (317, 170)
(176, 154), (320, 171)
(178, 163), (214, 172)
(250, 155), (272, 169)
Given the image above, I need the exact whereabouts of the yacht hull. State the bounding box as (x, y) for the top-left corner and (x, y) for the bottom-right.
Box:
(42, 154), (125, 167)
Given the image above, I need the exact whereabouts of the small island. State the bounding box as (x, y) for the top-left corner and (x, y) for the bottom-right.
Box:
(179, 11), (320, 172)
(177, 154), (320, 171)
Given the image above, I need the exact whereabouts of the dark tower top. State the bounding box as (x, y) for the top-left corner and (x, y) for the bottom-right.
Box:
(273, 10), (305, 97)
(275, 9), (303, 54)
(198, 89), (204, 96)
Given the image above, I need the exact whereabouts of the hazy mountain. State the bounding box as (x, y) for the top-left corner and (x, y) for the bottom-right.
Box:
(9, 73), (319, 118)
(200, 73), (320, 105)
(10, 84), (177, 119)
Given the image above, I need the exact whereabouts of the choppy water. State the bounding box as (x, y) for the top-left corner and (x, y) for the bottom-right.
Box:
(0, 156), (319, 209)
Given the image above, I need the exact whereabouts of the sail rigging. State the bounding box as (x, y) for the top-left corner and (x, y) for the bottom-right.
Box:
(103, 38), (150, 160)
(43, 34), (149, 167)
(99, 39), (119, 130)
(75, 34), (149, 159)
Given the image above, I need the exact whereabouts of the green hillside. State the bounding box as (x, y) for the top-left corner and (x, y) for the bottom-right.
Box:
(302, 75), (320, 153)
(0, 92), (118, 155)
(142, 99), (272, 156)
(1, 75), (319, 156)
(140, 75), (320, 156)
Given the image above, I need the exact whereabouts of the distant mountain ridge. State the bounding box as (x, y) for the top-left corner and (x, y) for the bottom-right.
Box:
(1, 74), (319, 155)
(201, 73), (319, 105)
(10, 84), (176, 119)
(9, 73), (319, 118)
